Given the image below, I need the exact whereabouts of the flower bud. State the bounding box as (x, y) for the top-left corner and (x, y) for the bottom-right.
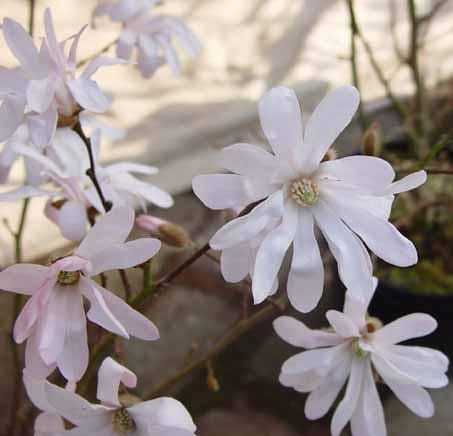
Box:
(136, 214), (190, 248)
(206, 362), (220, 392)
(362, 122), (382, 156)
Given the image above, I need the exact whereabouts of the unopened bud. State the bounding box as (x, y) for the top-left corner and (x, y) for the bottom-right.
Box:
(321, 147), (338, 162)
(362, 122), (382, 156)
(136, 215), (190, 248)
(206, 361), (220, 392)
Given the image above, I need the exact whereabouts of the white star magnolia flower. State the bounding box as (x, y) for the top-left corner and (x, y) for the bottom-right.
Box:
(193, 86), (427, 312)
(93, 0), (201, 78)
(0, 207), (160, 382)
(24, 357), (197, 436)
(0, 8), (123, 147)
(274, 279), (449, 436)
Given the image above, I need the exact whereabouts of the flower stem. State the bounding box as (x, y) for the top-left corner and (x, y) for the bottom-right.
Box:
(72, 120), (112, 212)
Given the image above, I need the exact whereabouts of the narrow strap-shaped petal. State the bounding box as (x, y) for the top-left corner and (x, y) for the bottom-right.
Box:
(81, 56), (128, 79)
(287, 209), (324, 313)
(97, 357), (137, 407)
(326, 310), (360, 338)
(382, 170), (427, 195)
(67, 77), (111, 113)
(220, 242), (254, 283)
(26, 75), (56, 113)
(0, 95), (25, 141)
(0, 264), (49, 295)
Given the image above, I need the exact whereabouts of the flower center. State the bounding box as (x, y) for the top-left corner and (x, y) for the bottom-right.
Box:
(290, 178), (320, 207)
(352, 339), (368, 359)
(112, 408), (136, 435)
(57, 270), (80, 286)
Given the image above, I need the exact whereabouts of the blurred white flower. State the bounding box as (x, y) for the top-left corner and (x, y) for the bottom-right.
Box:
(93, 0), (201, 78)
(0, 8), (123, 146)
(274, 279), (449, 436)
(193, 86), (427, 312)
(25, 357), (197, 436)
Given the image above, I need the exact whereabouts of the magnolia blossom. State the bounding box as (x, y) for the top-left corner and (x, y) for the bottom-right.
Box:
(274, 279), (449, 436)
(0, 8), (122, 146)
(193, 86), (427, 312)
(24, 357), (197, 436)
(0, 207), (160, 381)
(93, 0), (201, 78)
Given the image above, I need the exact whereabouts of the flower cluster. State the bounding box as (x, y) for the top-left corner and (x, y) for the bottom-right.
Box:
(0, 3), (449, 436)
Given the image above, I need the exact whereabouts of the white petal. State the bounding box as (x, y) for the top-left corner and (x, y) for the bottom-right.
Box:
(0, 95), (25, 141)
(287, 209), (324, 312)
(382, 170), (427, 195)
(326, 310), (360, 338)
(281, 346), (341, 376)
(26, 76), (55, 113)
(0, 264), (49, 295)
(220, 243), (253, 283)
(97, 357), (137, 407)
(302, 86), (359, 173)
(273, 316), (342, 349)
(26, 106), (58, 147)
(312, 201), (373, 294)
(258, 86), (303, 167)
(129, 398), (196, 432)
(252, 204), (298, 304)
(23, 369), (55, 412)
(56, 200), (88, 241)
(373, 313), (437, 345)
(82, 56), (127, 79)
(220, 142), (282, 181)
(25, 331), (55, 379)
(56, 289), (88, 382)
(372, 354), (434, 418)
(192, 173), (274, 210)
(76, 207), (134, 259)
(331, 357), (366, 436)
(68, 78), (111, 113)
(210, 191), (284, 250)
(305, 352), (352, 420)
(0, 65), (27, 94)
(34, 412), (65, 433)
(94, 283), (160, 340)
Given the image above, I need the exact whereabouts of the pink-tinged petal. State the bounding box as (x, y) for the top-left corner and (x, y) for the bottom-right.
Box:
(317, 156), (395, 192)
(97, 357), (137, 407)
(26, 76), (56, 113)
(0, 66), (27, 94)
(331, 357), (366, 436)
(382, 170), (427, 195)
(258, 87), (303, 168)
(94, 283), (159, 340)
(287, 209), (324, 312)
(219, 143), (281, 181)
(372, 353), (434, 418)
(210, 190), (284, 250)
(26, 106), (58, 147)
(54, 200), (88, 241)
(2, 18), (43, 74)
(350, 359), (386, 436)
(76, 207), (134, 259)
(117, 30), (135, 60)
(39, 286), (79, 365)
(373, 313), (437, 345)
(129, 397), (196, 433)
(133, 181), (174, 208)
(252, 204), (298, 304)
(192, 174), (274, 210)
(44, 383), (112, 429)
(34, 413), (65, 434)
(220, 242), (253, 283)
(43, 8), (66, 72)
(0, 264), (49, 295)
(89, 238), (161, 276)
(14, 289), (49, 343)
(375, 345), (448, 389)
(325, 196), (418, 267)
(82, 56), (127, 79)
(51, 256), (91, 274)
(312, 200), (373, 294)
(25, 332), (56, 379)
(80, 277), (129, 338)
(23, 369), (55, 412)
(56, 290), (88, 382)
(302, 86), (360, 173)
(0, 95), (25, 141)
(305, 352), (352, 420)
(326, 310), (360, 338)
(273, 316), (342, 349)
(67, 78), (111, 113)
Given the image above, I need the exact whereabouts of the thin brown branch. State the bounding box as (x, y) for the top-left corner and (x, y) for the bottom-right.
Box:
(119, 269), (132, 302)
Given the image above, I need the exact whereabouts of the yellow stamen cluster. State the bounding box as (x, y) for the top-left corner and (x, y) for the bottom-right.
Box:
(112, 408), (136, 435)
(290, 178), (320, 207)
(57, 270), (80, 286)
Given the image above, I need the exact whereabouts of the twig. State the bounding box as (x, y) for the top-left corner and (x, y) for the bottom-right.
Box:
(143, 296), (288, 399)
(72, 121), (112, 212)
(418, 0), (449, 24)
(119, 270), (132, 302)
(415, 135), (452, 170)
(345, 0), (368, 132)
(77, 39), (118, 68)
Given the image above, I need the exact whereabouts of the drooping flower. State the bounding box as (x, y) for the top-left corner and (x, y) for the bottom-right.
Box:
(273, 279), (449, 436)
(193, 86), (427, 312)
(0, 8), (123, 146)
(93, 0), (201, 78)
(0, 207), (160, 382)
(25, 357), (197, 436)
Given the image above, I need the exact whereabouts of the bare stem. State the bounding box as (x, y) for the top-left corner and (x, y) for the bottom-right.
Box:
(143, 295), (288, 399)
(119, 270), (132, 302)
(72, 121), (112, 212)
(77, 39), (118, 68)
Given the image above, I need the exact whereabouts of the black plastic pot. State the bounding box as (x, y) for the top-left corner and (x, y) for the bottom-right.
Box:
(369, 281), (453, 365)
